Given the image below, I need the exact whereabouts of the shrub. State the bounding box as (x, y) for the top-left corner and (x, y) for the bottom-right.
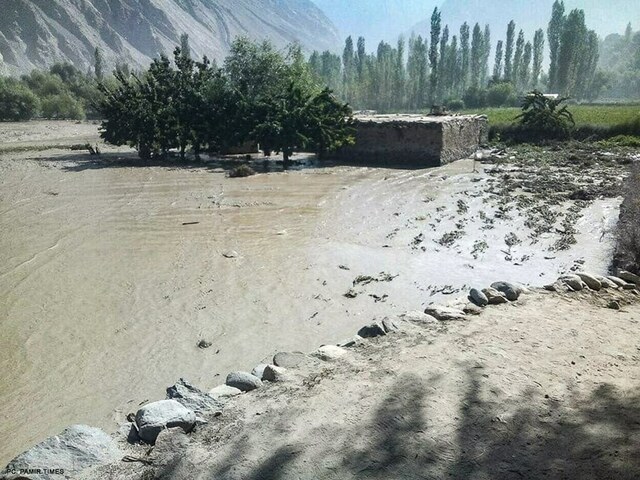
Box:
(445, 98), (465, 111)
(463, 87), (487, 109)
(228, 164), (256, 177)
(0, 81), (40, 121)
(486, 82), (515, 107)
(515, 90), (575, 140)
(41, 93), (85, 120)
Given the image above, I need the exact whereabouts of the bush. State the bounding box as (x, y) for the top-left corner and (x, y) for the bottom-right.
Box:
(463, 87), (487, 109)
(0, 82), (40, 121)
(514, 90), (575, 140)
(228, 164), (256, 177)
(41, 93), (85, 120)
(445, 98), (465, 111)
(486, 82), (515, 107)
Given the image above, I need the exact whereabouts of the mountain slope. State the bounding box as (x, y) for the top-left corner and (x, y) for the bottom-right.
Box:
(0, 0), (340, 75)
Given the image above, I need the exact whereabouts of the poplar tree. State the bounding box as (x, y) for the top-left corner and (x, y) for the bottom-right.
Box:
(557, 9), (587, 95)
(470, 23), (483, 88)
(429, 7), (441, 103)
(438, 25), (449, 100)
(512, 30), (525, 89)
(493, 40), (504, 82)
(532, 29), (545, 89)
(459, 22), (470, 92)
(519, 41), (532, 90)
(94, 47), (104, 80)
(504, 21), (516, 82)
(547, 0), (566, 92)
(481, 25), (491, 86)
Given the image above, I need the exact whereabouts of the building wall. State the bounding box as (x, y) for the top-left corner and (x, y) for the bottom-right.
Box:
(334, 115), (488, 167)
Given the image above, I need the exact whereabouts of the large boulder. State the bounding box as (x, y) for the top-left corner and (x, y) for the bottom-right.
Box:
(559, 275), (586, 291)
(4, 425), (121, 480)
(272, 351), (309, 368)
(135, 400), (196, 444)
(596, 275), (619, 289)
(423, 305), (466, 321)
(490, 281), (520, 301)
(357, 322), (387, 338)
(607, 275), (629, 288)
(225, 371), (263, 392)
(398, 311), (438, 325)
(208, 384), (242, 400)
(251, 364), (269, 379)
(469, 288), (489, 307)
(166, 378), (223, 413)
(311, 345), (348, 361)
(262, 365), (288, 382)
(575, 273), (601, 291)
(618, 270), (640, 285)
(482, 287), (508, 304)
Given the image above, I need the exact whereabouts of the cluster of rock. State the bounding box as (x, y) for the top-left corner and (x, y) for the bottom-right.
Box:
(468, 281), (525, 307)
(543, 270), (640, 294)
(5, 271), (636, 479)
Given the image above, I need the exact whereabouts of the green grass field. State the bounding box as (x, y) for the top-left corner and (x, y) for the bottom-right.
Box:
(462, 104), (640, 127)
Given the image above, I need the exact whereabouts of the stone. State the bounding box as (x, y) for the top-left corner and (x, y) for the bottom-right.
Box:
(152, 428), (190, 462)
(311, 345), (348, 361)
(251, 364), (269, 380)
(222, 250), (239, 258)
(423, 305), (466, 321)
(398, 311), (438, 324)
(607, 275), (628, 287)
(357, 322), (387, 338)
(135, 400), (196, 444)
(381, 317), (400, 333)
(596, 276), (618, 289)
(4, 425), (121, 479)
(490, 281), (520, 301)
(618, 270), (640, 285)
(166, 378), (223, 413)
(560, 275), (586, 291)
(607, 300), (621, 310)
(482, 287), (508, 304)
(208, 384), (242, 400)
(339, 335), (364, 348)
(575, 273), (602, 291)
(273, 351), (309, 368)
(225, 371), (262, 392)
(462, 303), (483, 315)
(469, 288), (489, 307)
(262, 365), (288, 382)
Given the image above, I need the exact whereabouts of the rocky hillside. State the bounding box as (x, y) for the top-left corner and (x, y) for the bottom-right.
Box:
(0, 0), (340, 75)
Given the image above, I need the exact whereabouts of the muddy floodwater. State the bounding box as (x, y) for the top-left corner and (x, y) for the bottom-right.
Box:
(0, 122), (621, 464)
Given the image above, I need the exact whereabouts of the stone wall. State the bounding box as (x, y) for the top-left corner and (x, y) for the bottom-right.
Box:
(334, 114), (488, 167)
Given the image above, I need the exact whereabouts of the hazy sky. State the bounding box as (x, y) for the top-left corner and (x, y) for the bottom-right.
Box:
(313, 0), (640, 47)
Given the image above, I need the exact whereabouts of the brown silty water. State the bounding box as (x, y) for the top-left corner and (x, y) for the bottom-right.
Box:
(0, 122), (620, 465)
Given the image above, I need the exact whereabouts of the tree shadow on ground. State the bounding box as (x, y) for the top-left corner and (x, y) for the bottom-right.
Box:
(188, 368), (640, 480)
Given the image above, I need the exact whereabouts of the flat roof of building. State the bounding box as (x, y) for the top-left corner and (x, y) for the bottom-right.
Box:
(352, 113), (488, 124)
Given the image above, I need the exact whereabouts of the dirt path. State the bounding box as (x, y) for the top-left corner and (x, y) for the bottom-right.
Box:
(88, 288), (640, 480)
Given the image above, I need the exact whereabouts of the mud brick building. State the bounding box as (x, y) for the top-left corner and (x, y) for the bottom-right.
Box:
(335, 114), (489, 166)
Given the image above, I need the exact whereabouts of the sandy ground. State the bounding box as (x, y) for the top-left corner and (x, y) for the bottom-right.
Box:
(86, 288), (640, 480)
(0, 121), (633, 466)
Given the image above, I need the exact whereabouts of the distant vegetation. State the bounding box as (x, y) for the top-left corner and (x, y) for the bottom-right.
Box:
(97, 38), (354, 165)
(308, 0), (639, 112)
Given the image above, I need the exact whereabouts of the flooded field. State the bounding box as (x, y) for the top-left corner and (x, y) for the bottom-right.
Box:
(0, 122), (626, 464)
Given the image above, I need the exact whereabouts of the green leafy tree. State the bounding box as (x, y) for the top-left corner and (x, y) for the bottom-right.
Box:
(470, 23), (483, 88)
(429, 7), (441, 103)
(557, 9), (587, 96)
(519, 42), (532, 91)
(531, 29), (545, 89)
(493, 40), (504, 82)
(504, 21), (516, 82)
(94, 47), (104, 80)
(512, 30), (525, 90)
(547, 0), (566, 92)
(41, 93), (84, 119)
(459, 22), (470, 93)
(0, 80), (40, 121)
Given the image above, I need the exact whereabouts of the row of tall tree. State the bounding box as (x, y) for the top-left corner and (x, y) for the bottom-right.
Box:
(98, 38), (354, 165)
(598, 23), (640, 99)
(308, 1), (604, 111)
